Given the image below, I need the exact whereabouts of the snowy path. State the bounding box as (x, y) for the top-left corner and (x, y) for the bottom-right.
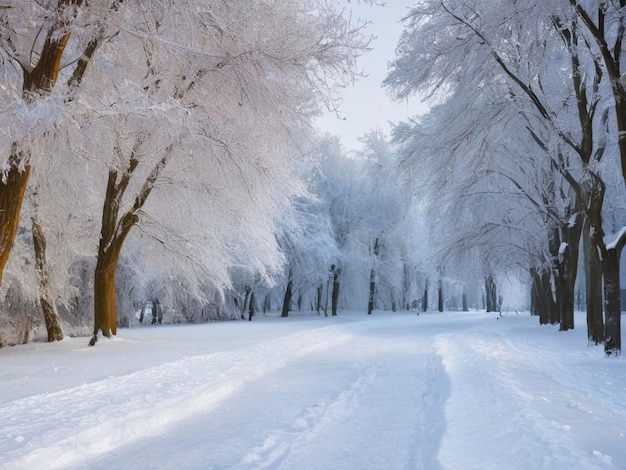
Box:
(0, 311), (625, 469)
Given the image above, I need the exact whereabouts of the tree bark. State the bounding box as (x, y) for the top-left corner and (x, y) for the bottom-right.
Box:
(248, 291), (255, 321)
(281, 268), (292, 318)
(572, 2), (626, 187)
(331, 268), (340, 316)
(91, 251), (120, 344)
(0, 148), (31, 286)
(438, 279), (444, 312)
(602, 228), (626, 356)
(558, 212), (582, 331)
(485, 276), (497, 313)
(462, 285), (468, 312)
(603, 248), (622, 356)
(367, 268), (375, 315)
(31, 216), (64, 342)
(583, 218), (604, 344)
(241, 287), (251, 320)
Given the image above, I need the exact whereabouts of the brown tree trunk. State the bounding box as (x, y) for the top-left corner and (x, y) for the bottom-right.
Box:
(31, 216), (64, 342)
(0, 150), (31, 285)
(92, 258), (118, 344)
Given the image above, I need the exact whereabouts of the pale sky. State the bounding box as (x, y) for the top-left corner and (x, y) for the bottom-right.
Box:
(315, 1), (428, 151)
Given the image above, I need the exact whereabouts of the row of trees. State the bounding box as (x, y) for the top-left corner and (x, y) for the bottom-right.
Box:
(384, 0), (626, 355)
(0, 0), (372, 345)
(2, 1), (624, 358)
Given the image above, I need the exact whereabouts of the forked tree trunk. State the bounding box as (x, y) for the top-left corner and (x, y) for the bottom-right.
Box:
(0, 2), (85, 286)
(532, 267), (553, 325)
(31, 216), (64, 342)
(90, 142), (171, 346)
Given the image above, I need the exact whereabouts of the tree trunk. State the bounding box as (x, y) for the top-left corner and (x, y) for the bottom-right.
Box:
(558, 213), (582, 331)
(438, 279), (444, 312)
(462, 285), (468, 312)
(422, 279), (429, 312)
(367, 268), (375, 315)
(91, 240), (124, 345)
(316, 283), (322, 314)
(0, 149), (31, 286)
(532, 267), (553, 325)
(485, 276), (497, 313)
(282, 268), (292, 318)
(602, 227), (626, 356)
(530, 268), (539, 316)
(31, 216), (63, 342)
(331, 271), (340, 316)
(90, 143), (170, 345)
(248, 291), (255, 321)
(241, 287), (251, 320)
(403, 263), (410, 311)
(603, 248), (622, 355)
(583, 218), (604, 344)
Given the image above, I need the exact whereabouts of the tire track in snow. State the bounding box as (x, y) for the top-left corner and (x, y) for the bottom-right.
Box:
(239, 350), (384, 469)
(436, 330), (626, 469)
(239, 330), (450, 470)
(0, 326), (352, 470)
(407, 350), (448, 470)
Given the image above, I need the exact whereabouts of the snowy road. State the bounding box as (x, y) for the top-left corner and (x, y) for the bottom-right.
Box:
(1, 311), (625, 469)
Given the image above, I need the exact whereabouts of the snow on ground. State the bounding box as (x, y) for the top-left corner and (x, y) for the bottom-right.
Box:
(0, 310), (625, 469)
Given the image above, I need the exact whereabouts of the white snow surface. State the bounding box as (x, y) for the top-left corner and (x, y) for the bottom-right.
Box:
(1, 310), (625, 469)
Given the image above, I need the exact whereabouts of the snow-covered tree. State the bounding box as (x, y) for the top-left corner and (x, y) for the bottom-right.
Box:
(385, 0), (626, 353)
